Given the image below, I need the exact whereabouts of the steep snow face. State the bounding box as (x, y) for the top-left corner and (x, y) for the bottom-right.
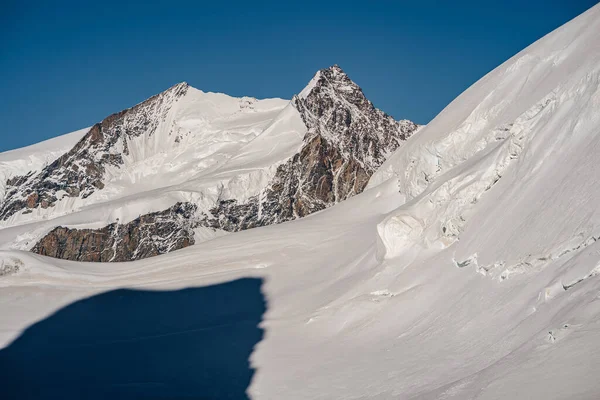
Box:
(0, 127), (89, 202)
(0, 85), (294, 227)
(103, 87), (292, 198)
(21, 66), (417, 261)
(202, 65), (418, 232)
(0, 83), (191, 222)
(371, 4), (600, 267)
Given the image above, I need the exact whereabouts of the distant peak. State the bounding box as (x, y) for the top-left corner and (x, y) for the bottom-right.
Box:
(298, 71), (322, 99)
(297, 64), (359, 100)
(319, 64), (354, 86)
(161, 81), (189, 99)
(170, 81), (190, 91)
(323, 64), (345, 75)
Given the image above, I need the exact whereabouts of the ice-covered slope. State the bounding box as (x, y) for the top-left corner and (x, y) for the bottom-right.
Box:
(0, 85), (303, 248)
(202, 65), (417, 231)
(0, 66), (417, 261)
(0, 84), (295, 225)
(1, 5), (600, 398)
(0, 127), (89, 202)
(370, 0), (600, 268)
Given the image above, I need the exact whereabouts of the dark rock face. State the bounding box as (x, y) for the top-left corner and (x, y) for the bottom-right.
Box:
(203, 65), (418, 231)
(0, 83), (188, 221)
(28, 65), (418, 262)
(31, 203), (197, 262)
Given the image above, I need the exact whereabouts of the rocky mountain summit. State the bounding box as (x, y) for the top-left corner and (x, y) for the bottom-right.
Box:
(19, 66), (418, 261)
(203, 65), (417, 231)
(0, 83), (189, 220)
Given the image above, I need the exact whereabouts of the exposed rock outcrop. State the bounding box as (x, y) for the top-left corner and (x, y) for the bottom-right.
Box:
(29, 66), (419, 262)
(32, 202), (197, 262)
(0, 83), (188, 220)
(202, 65), (418, 231)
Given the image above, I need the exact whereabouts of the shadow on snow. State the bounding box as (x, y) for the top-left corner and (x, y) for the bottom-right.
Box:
(0, 277), (266, 399)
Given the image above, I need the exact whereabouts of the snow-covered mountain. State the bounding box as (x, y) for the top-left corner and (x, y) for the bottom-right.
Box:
(0, 83), (294, 224)
(0, 127), (89, 203)
(202, 65), (416, 231)
(1, 4), (600, 399)
(0, 66), (417, 261)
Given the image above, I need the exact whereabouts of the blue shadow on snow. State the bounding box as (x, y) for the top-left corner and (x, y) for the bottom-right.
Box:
(0, 277), (266, 399)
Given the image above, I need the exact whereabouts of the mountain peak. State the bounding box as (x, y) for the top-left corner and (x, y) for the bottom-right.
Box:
(163, 81), (189, 98)
(297, 64), (360, 101)
(174, 81), (189, 89)
(321, 64), (347, 77)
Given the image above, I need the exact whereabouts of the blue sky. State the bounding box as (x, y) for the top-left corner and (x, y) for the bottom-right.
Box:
(1, 0), (597, 152)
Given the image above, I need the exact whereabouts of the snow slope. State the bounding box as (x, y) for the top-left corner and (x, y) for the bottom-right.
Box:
(0, 87), (304, 250)
(0, 127), (89, 201)
(0, 87), (298, 228)
(0, 66), (416, 260)
(1, 4), (600, 399)
(370, 0), (600, 268)
(98, 87), (297, 200)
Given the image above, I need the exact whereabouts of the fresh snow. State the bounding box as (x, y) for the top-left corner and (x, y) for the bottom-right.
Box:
(0, 87), (305, 248)
(0, 127), (89, 201)
(2, 4), (600, 399)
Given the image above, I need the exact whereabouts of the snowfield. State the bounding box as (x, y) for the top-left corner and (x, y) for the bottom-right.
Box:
(2, 4), (600, 399)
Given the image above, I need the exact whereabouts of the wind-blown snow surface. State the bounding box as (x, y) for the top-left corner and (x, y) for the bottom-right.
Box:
(2, 5), (600, 400)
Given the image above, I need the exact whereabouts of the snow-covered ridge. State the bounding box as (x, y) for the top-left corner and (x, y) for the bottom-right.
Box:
(372, 4), (600, 273)
(3, 85), (285, 215)
(198, 65), (418, 234)
(0, 65), (417, 261)
(0, 83), (295, 227)
(0, 127), (89, 202)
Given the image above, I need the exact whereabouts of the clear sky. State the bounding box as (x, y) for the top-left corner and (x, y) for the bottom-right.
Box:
(1, 0), (597, 152)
